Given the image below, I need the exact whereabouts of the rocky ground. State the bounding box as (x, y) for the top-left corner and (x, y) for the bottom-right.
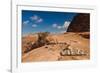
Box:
(22, 32), (90, 62)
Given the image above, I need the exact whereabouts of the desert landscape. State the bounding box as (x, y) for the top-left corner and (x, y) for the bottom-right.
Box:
(22, 11), (90, 62)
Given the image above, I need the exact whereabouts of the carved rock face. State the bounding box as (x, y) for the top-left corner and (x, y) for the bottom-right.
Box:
(67, 13), (90, 32)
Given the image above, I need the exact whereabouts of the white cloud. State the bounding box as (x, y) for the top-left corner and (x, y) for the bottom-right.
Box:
(52, 24), (57, 28)
(23, 20), (29, 25)
(36, 18), (43, 23)
(52, 21), (70, 30)
(57, 26), (62, 29)
(30, 15), (38, 21)
(30, 15), (43, 23)
(32, 24), (37, 28)
(63, 21), (70, 29)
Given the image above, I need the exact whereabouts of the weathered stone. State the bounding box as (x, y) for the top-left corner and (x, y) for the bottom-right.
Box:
(67, 13), (90, 32)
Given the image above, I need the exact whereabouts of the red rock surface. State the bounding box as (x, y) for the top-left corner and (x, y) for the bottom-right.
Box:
(22, 32), (90, 62)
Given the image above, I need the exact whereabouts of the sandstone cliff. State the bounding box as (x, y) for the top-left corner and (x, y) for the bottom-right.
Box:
(67, 13), (90, 32)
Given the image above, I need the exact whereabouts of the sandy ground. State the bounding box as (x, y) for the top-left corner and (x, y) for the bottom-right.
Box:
(22, 32), (90, 62)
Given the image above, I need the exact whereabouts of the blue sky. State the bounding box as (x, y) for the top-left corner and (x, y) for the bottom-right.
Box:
(22, 10), (77, 35)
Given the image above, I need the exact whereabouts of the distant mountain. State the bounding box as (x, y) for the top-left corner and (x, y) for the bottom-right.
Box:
(67, 13), (90, 32)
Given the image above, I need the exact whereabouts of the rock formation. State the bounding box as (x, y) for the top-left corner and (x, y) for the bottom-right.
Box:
(67, 13), (90, 32)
